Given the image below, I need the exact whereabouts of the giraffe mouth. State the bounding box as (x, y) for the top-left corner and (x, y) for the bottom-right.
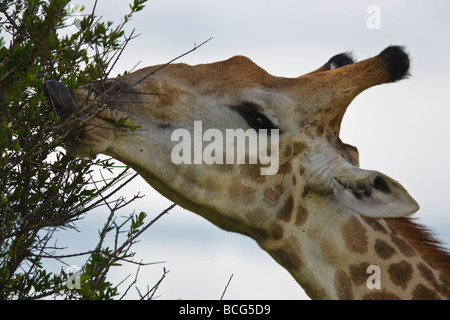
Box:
(44, 80), (131, 128)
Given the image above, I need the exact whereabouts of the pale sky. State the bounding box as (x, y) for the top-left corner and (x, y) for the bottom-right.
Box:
(54, 0), (450, 299)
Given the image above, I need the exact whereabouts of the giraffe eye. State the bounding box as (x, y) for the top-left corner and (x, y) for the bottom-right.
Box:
(250, 112), (276, 130)
(236, 103), (277, 131)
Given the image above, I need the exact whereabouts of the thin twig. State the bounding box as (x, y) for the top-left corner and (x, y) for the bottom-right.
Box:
(220, 274), (234, 300)
(104, 28), (138, 80)
(115, 203), (177, 255)
(130, 37), (213, 89)
(139, 267), (169, 300)
(119, 261), (142, 300)
(29, 248), (165, 266)
(84, 37), (214, 109)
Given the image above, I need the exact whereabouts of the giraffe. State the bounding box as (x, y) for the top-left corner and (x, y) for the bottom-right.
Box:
(45, 46), (450, 299)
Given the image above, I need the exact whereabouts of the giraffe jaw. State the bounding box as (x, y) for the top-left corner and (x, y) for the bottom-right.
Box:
(304, 145), (419, 218)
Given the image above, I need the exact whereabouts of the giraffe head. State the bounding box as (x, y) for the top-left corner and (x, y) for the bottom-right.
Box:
(46, 45), (418, 243)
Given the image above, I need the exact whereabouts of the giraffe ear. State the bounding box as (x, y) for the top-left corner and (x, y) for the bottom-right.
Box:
(332, 167), (419, 218)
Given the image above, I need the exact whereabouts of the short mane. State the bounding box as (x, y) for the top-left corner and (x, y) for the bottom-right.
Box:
(386, 217), (450, 281)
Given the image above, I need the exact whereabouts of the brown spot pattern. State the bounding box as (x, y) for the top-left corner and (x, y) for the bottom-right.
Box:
(374, 239), (396, 260)
(283, 145), (292, 157)
(271, 237), (302, 271)
(349, 262), (371, 286)
(360, 216), (388, 234)
(239, 164), (266, 183)
(417, 263), (450, 299)
(341, 216), (368, 254)
(228, 178), (256, 205)
(412, 284), (440, 300)
(362, 290), (401, 300)
(270, 223), (284, 240)
(301, 282), (329, 300)
(263, 184), (285, 207)
(417, 263), (436, 284)
(299, 165), (305, 176)
(334, 270), (354, 299)
(388, 260), (413, 290)
(276, 196), (294, 222)
(295, 205), (309, 226)
(246, 209), (266, 228)
(277, 161), (292, 175)
(391, 233), (416, 257)
(292, 142), (307, 156)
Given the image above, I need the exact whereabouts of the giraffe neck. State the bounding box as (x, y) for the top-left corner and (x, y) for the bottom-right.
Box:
(98, 117), (450, 299)
(257, 193), (450, 300)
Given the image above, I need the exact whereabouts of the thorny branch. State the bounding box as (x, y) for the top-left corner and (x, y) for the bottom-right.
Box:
(74, 37), (214, 114)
